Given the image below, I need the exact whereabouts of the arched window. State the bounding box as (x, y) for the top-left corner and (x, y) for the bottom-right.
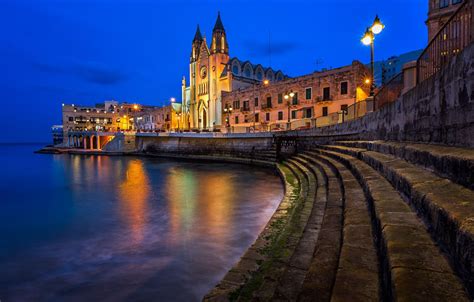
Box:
(256, 71), (263, 80)
(266, 70), (274, 82)
(232, 65), (239, 75)
(244, 65), (252, 78)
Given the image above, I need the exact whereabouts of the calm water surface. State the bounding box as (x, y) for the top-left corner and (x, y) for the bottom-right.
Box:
(0, 144), (283, 301)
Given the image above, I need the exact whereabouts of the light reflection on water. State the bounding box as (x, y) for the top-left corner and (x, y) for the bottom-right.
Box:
(0, 145), (283, 302)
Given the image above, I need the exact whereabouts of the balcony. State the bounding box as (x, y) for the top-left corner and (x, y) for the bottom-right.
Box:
(261, 103), (272, 110)
(241, 106), (251, 112)
(317, 96), (333, 102)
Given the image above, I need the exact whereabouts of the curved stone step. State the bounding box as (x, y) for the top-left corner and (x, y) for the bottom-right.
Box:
(334, 140), (474, 190)
(320, 144), (474, 296)
(300, 152), (380, 302)
(307, 149), (470, 301)
(296, 156), (344, 302)
(271, 156), (326, 300)
(250, 159), (312, 301)
(227, 159), (312, 301)
(204, 162), (304, 301)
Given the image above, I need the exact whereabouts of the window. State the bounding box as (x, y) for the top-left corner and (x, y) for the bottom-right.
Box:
(278, 111), (283, 120)
(323, 87), (331, 100)
(266, 96), (272, 108)
(266, 112), (270, 121)
(322, 107), (328, 116)
(305, 108), (312, 118)
(243, 100), (250, 111)
(232, 65), (239, 75)
(292, 92), (299, 105)
(255, 113), (259, 122)
(452, 0), (463, 4)
(439, 0), (449, 7)
(233, 100), (240, 109)
(244, 67), (252, 78)
(341, 104), (348, 112)
(291, 110), (297, 119)
(278, 93), (283, 104)
(235, 116), (239, 124)
(341, 82), (348, 95)
(68, 117), (74, 121)
(256, 72), (263, 80)
(254, 97), (259, 107)
(305, 87), (312, 100)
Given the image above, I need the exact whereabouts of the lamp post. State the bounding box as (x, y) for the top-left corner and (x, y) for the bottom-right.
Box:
(253, 79), (270, 132)
(177, 113), (182, 131)
(284, 90), (295, 131)
(223, 105), (233, 133)
(361, 15), (384, 97)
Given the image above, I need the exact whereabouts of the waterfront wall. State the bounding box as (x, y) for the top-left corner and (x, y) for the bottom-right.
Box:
(293, 43), (474, 147)
(136, 134), (274, 156)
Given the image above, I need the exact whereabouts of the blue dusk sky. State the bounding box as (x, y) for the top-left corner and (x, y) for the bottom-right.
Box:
(1, 0), (427, 143)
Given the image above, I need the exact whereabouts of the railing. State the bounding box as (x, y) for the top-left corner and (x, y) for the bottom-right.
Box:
(374, 72), (404, 110)
(417, 0), (473, 83)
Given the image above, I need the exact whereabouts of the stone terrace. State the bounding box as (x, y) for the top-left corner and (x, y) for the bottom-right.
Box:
(200, 42), (474, 301)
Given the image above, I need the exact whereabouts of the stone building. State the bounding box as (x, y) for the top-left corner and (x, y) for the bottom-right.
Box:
(182, 12), (287, 130)
(221, 61), (370, 131)
(427, 0), (464, 41)
(134, 103), (182, 132)
(62, 101), (140, 134)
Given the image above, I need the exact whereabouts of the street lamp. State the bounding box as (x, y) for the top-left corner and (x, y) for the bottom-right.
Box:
(223, 105), (233, 131)
(284, 90), (295, 131)
(253, 79), (270, 132)
(177, 113), (182, 131)
(361, 15), (385, 97)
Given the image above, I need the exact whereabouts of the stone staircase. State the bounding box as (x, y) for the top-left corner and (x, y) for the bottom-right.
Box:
(204, 140), (473, 301)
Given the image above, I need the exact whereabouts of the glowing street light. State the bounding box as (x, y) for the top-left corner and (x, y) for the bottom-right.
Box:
(361, 15), (385, 97)
(284, 90), (295, 130)
(371, 15), (385, 35)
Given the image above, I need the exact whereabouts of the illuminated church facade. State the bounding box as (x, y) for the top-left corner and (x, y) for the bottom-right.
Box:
(181, 12), (287, 130)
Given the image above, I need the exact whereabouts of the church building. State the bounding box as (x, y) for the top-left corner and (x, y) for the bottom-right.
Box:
(181, 12), (287, 130)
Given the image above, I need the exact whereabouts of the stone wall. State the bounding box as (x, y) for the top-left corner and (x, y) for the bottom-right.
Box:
(293, 43), (474, 148)
(136, 134), (274, 156)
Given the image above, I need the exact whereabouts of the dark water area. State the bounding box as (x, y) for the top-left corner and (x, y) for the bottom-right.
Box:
(0, 144), (283, 301)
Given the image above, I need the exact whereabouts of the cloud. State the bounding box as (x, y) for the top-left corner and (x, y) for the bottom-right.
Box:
(243, 39), (299, 58)
(32, 59), (128, 86)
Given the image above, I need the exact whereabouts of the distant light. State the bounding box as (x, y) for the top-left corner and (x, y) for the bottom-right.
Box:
(365, 78), (371, 84)
(62, 103), (65, 107)
(263, 79), (269, 85)
(133, 104), (138, 110)
(289, 92), (295, 98)
(170, 97), (176, 103)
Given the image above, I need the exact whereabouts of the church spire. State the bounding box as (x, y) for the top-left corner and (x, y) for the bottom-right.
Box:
(193, 24), (203, 42)
(211, 12), (229, 54)
(213, 11), (225, 32)
(191, 24), (204, 62)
